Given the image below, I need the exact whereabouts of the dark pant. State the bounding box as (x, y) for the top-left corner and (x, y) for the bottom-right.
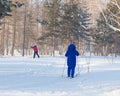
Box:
(33, 52), (40, 58)
(67, 66), (75, 78)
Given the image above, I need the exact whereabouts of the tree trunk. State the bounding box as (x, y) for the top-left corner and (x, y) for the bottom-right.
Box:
(6, 21), (9, 55)
(22, 0), (27, 56)
(11, 11), (17, 56)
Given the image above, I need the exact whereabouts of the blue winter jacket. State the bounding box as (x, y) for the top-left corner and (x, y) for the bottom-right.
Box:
(65, 44), (79, 67)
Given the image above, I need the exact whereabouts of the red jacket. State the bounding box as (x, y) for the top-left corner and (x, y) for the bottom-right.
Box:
(32, 45), (38, 52)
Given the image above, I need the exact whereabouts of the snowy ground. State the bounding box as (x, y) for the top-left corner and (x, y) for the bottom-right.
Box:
(0, 55), (120, 96)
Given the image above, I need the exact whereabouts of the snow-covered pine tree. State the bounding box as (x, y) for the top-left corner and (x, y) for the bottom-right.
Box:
(0, 0), (24, 24)
(60, 1), (91, 44)
(37, 0), (62, 56)
(38, 0), (91, 56)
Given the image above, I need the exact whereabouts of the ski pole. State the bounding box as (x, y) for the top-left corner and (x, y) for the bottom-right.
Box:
(62, 63), (65, 77)
(61, 59), (66, 77)
(75, 56), (80, 76)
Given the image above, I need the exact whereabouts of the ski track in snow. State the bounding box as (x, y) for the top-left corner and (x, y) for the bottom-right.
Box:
(0, 56), (120, 96)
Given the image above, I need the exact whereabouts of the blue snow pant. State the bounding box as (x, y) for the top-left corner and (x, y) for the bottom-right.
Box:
(67, 66), (75, 78)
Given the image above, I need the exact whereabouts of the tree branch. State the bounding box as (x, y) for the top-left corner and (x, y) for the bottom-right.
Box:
(98, 4), (120, 32)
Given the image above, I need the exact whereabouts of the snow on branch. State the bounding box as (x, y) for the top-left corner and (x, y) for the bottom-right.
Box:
(107, 23), (120, 31)
(81, 25), (87, 30)
(98, 4), (120, 32)
(106, 8), (120, 19)
(110, 17), (120, 27)
(111, 0), (120, 10)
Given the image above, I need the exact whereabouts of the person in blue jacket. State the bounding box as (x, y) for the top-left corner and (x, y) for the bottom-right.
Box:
(65, 44), (79, 78)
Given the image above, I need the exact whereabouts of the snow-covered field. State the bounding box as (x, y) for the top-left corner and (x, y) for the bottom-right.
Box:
(0, 55), (120, 96)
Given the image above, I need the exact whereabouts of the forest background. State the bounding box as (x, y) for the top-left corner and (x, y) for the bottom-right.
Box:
(0, 0), (120, 57)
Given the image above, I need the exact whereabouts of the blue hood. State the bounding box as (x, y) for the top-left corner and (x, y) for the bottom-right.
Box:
(68, 44), (76, 51)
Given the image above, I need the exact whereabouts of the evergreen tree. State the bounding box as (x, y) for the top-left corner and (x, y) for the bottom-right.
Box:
(60, 1), (90, 43)
(40, 0), (61, 38)
(37, 0), (62, 56)
(0, 0), (12, 19)
(0, 0), (24, 23)
(38, 0), (91, 55)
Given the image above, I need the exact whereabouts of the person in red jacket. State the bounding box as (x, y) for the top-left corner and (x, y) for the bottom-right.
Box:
(31, 45), (40, 58)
